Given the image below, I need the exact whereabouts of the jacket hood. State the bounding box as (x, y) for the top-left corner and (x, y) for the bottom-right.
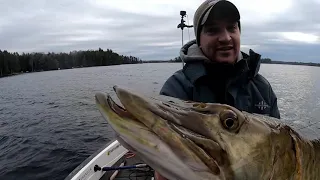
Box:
(180, 39), (209, 63)
(180, 39), (262, 77)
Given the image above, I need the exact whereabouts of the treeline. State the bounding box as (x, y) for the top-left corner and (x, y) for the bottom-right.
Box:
(261, 58), (320, 67)
(0, 48), (142, 77)
(170, 57), (182, 62)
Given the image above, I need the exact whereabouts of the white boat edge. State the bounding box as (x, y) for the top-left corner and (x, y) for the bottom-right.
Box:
(65, 139), (128, 180)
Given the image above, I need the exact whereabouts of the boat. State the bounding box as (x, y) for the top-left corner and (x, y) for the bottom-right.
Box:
(64, 139), (155, 180)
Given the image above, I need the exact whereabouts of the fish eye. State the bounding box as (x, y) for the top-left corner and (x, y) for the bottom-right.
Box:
(225, 118), (234, 128)
(220, 110), (239, 131)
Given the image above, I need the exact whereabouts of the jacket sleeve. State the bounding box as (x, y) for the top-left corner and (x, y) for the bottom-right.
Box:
(269, 87), (281, 119)
(159, 71), (191, 100)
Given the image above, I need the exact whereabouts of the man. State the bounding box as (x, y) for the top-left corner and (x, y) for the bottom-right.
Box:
(156, 0), (280, 179)
(160, 0), (280, 119)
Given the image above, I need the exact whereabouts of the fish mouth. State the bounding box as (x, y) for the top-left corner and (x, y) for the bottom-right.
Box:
(106, 94), (137, 120)
(95, 89), (139, 122)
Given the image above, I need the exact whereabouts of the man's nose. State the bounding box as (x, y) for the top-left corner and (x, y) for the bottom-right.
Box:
(218, 29), (231, 42)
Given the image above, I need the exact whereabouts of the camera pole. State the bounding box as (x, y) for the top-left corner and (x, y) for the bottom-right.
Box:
(177, 11), (193, 68)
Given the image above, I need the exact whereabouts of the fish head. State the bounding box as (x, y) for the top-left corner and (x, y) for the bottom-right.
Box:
(95, 86), (296, 180)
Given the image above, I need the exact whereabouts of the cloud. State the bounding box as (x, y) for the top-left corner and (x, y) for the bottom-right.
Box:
(0, 0), (319, 62)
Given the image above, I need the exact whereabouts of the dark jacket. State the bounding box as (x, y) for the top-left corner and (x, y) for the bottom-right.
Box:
(160, 40), (280, 119)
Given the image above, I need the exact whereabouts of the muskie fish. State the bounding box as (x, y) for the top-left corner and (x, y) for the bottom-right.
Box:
(95, 86), (320, 180)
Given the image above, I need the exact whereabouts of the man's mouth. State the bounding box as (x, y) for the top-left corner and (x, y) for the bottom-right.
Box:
(217, 46), (233, 51)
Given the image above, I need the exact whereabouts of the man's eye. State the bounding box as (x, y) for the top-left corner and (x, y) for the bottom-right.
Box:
(227, 25), (237, 32)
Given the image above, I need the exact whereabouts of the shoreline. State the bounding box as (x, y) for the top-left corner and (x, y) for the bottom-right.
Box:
(143, 61), (320, 67)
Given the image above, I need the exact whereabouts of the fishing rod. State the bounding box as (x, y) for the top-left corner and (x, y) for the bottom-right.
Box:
(177, 10), (193, 68)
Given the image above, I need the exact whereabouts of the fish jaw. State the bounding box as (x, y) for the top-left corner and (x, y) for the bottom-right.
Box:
(94, 92), (218, 180)
(95, 92), (152, 147)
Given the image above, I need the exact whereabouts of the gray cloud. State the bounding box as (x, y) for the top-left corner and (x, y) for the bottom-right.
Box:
(0, 0), (319, 62)
(238, 0), (320, 61)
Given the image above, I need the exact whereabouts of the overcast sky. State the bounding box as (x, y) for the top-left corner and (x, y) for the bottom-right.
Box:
(0, 0), (319, 62)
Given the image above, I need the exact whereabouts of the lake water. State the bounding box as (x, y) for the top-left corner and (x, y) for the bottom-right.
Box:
(0, 63), (319, 180)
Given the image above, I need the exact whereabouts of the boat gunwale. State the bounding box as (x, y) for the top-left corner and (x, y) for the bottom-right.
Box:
(64, 139), (128, 180)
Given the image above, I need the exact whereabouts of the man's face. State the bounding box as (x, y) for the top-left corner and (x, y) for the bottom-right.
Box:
(199, 20), (240, 64)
